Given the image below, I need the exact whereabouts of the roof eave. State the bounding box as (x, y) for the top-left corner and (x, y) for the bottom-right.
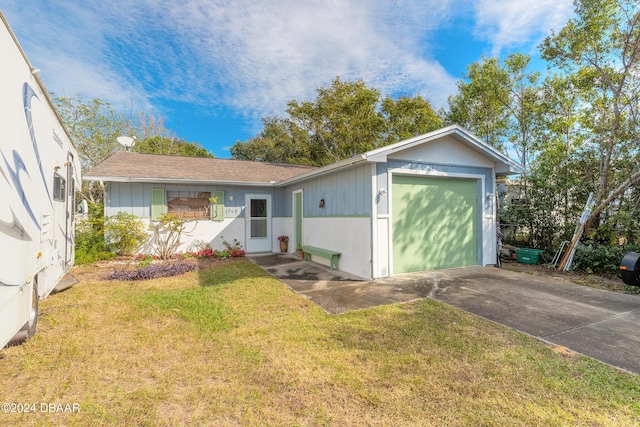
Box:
(365, 124), (524, 175)
(82, 175), (277, 187)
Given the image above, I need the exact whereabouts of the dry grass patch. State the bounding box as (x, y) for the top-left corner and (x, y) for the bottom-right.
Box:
(1, 258), (639, 426)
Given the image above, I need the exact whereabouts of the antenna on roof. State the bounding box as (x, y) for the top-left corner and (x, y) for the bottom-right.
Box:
(117, 136), (136, 151)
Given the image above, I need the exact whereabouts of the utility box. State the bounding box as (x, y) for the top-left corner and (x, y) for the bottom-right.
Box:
(620, 252), (640, 286)
(517, 248), (544, 265)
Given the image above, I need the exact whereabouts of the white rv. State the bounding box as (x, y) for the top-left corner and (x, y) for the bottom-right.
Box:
(0, 12), (81, 348)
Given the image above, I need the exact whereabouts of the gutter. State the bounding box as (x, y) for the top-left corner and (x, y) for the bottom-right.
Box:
(82, 175), (277, 187)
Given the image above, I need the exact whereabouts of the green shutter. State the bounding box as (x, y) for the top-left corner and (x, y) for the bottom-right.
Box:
(151, 189), (165, 220)
(211, 190), (224, 221)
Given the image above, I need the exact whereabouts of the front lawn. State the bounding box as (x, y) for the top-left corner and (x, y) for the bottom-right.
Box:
(1, 259), (638, 426)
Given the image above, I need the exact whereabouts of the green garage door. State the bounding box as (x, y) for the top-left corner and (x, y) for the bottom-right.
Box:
(392, 175), (478, 273)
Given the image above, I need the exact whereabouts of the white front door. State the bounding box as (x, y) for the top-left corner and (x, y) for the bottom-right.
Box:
(245, 194), (272, 253)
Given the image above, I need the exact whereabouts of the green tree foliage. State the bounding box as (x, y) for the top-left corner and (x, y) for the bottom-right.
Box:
(54, 96), (130, 172)
(231, 77), (442, 166)
(104, 212), (148, 256)
(444, 54), (543, 170)
(74, 202), (115, 265)
(444, 57), (510, 150)
(230, 117), (314, 165)
(54, 95), (213, 203)
(287, 77), (386, 164)
(540, 0), (640, 234)
(380, 95), (442, 144)
(456, 1), (640, 250)
(54, 96), (133, 203)
(134, 135), (213, 158)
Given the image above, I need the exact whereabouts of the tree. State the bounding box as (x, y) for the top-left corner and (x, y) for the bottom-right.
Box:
(230, 117), (314, 164)
(134, 135), (213, 157)
(231, 77), (441, 165)
(380, 95), (442, 144)
(54, 95), (133, 203)
(54, 96), (132, 172)
(444, 57), (510, 151)
(286, 77), (386, 165)
(445, 54), (544, 171)
(502, 53), (544, 176)
(54, 95), (214, 202)
(540, 0), (640, 234)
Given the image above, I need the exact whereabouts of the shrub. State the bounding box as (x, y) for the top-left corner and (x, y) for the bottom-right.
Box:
(104, 212), (148, 256)
(571, 241), (640, 275)
(148, 214), (190, 259)
(134, 253), (158, 267)
(221, 236), (244, 252)
(75, 202), (116, 265)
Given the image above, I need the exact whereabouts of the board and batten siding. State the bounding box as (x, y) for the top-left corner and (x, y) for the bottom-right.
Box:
(105, 182), (272, 217)
(278, 163), (373, 279)
(281, 164), (372, 218)
(105, 182), (278, 253)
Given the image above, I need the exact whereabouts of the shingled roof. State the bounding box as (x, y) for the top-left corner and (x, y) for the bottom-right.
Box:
(84, 151), (316, 185)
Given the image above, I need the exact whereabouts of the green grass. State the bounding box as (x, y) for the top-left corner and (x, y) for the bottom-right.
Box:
(1, 259), (639, 426)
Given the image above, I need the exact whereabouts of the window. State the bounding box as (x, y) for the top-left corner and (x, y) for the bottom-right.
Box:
(53, 175), (65, 201)
(166, 191), (211, 219)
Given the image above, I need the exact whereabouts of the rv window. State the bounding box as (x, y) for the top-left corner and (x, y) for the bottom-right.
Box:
(53, 175), (66, 201)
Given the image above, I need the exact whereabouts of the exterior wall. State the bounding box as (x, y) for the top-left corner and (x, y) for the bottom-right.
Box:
(373, 155), (497, 278)
(304, 217), (371, 279)
(280, 164), (373, 279)
(104, 135), (500, 278)
(282, 164), (372, 217)
(105, 182), (277, 253)
(135, 216), (245, 253)
(106, 182), (261, 218)
(390, 135), (495, 168)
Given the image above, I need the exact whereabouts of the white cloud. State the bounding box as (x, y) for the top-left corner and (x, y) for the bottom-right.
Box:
(4, 0), (574, 130)
(3, 2), (155, 111)
(472, 0), (574, 55)
(155, 0), (459, 112)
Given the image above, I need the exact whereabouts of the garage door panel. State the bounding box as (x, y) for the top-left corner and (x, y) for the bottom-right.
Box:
(392, 175), (478, 273)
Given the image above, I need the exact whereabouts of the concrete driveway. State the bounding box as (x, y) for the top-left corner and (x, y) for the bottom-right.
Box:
(249, 253), (640, 375)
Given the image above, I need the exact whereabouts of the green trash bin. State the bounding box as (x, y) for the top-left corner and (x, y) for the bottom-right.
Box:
(517, 248), (544, 265)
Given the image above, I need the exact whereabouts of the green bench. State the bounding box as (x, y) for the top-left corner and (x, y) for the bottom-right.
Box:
(302, 246), (341, 270)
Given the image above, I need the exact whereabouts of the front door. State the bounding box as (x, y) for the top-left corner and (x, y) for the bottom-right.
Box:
(245, 194), (272, 253)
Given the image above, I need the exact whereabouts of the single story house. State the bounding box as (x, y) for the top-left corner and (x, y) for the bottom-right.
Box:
(84, 125), (522, 279)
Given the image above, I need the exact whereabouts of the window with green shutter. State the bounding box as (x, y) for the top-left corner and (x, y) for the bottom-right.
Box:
(211, 190), (224, 221)
(151, 189), (165, 220)
(167, 191), (211, 219)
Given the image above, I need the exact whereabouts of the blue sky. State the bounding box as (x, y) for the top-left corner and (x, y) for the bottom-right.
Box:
(2, 1), (574, 158)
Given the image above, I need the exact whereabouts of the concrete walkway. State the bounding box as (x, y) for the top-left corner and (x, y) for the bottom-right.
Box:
(249, 253), (640, 375)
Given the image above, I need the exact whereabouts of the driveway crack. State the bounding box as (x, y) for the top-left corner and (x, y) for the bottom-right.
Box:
(426, 273), (440, 299)
(542, 307), (640, 339)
